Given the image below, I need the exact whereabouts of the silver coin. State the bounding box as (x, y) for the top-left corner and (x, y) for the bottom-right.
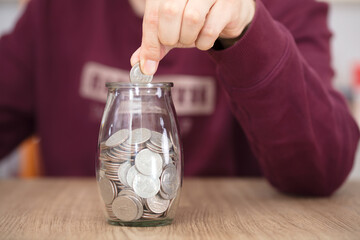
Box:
(105, 204), (117, 218)
(105, 129), (129, 147)
(99, 177), (117, 204)
(126, 128), (151, 145)
(108, 153), (132, 163)
(100, 141), (109, 150)
(135, 149), (163, 177)
(133, 173), (160, 198)
(159, 188), (176, 200)
(114, 184), (125, 190)
(160, 163), (179, 198)
(119, 188), (145, 206)
(142, 209), (164, 219)
(131, 195), (144, 220)
(104, 160), (121, 165)
(141, 214), (163, 220)
(104, 162), (121, 168)
(145, 142), (163, 154)
(150, 131), (173, 149)
(119, 189), (139, 199)
(118, 161), (132, 186)
(108, 152), (133, 162)
(99, 153), (108, 162)
(145, 195), (170, 214)
(125, 194), (143, 220)
(99, 169), (106, 178)
(111, 147), (133, 154)
(105, 168), (121, 174)
(106, 171), (119, 176)
(106, 174), (120, 182)
(119, 142), (138, 149)
(112, 195), (140, 221)
(126, 165), (139, 188)
(162, 154), (174, 167)
(130, 62), (153, 83)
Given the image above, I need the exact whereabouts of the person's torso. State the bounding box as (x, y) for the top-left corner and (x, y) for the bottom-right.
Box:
(32, 0), (262, 176)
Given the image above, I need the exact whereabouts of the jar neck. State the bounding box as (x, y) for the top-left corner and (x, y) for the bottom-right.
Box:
(106, 82), (173, 89)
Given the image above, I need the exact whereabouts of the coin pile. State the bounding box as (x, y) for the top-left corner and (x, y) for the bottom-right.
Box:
(98, 127), (180, 222)
(129, 63), (153, 83)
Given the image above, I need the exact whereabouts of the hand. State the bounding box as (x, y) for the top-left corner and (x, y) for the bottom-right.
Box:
(130, 0), (255, 75)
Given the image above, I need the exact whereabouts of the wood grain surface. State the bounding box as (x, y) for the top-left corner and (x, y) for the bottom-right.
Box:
(0, 178), (359, 240)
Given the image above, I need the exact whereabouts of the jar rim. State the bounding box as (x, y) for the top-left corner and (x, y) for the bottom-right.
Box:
(106, 82), (174, 88)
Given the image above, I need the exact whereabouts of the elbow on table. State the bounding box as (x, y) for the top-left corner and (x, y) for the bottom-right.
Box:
(266, 121), (359, 197)
(271, 172), (349, 197)
(272, 154), (357, 197)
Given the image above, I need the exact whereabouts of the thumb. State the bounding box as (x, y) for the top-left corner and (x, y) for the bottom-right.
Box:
(140, 44), (171, 72)
(130, 47), (141, 67)
(130, 44), (172, 73)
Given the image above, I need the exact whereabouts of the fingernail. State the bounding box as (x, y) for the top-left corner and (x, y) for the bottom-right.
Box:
(142, 59), (157, 75)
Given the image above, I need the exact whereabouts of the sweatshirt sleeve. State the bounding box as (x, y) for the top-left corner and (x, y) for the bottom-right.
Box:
(209, 0), (360, 196)
(0, 2), (37, 160)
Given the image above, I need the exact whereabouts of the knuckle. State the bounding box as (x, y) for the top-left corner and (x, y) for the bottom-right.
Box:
(160, 2), (181, 18)
(159, 36), (177, 46)
(144, 10), (159, 27)
(202, 27), (218, 39)
(179, 37), (194, 46)
(183, 9), (202, 25)
(179, 31), (196, 45)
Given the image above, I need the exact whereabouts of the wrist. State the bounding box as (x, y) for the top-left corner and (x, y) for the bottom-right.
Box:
(213, 24), (250, 50)
(213, 0), (255, 50)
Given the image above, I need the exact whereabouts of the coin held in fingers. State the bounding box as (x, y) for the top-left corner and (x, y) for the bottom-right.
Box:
(130, 62), (153, 83)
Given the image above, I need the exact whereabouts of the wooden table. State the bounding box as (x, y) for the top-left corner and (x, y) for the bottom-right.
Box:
(0, 178), (359, 239)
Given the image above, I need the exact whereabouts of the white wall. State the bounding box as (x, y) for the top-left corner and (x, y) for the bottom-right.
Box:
(328, 3), (360, 179)
(329, 2), (360, 89)
(0, 2), (20, 36)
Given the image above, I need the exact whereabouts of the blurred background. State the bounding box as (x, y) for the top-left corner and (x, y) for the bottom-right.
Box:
(0, 0), (359, 179)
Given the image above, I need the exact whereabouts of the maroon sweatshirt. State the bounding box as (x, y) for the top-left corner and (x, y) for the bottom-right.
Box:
(0, 0), (358, 196)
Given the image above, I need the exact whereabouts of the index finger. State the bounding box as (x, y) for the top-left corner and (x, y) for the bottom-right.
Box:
(140, 0), (162, 75)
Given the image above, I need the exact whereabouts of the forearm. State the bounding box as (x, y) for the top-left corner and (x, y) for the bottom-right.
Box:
(209, 0), (359, 196)
(226, 55), (359, 196)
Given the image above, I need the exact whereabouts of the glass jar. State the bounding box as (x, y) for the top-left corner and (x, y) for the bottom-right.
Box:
(96, 82), (183, 227)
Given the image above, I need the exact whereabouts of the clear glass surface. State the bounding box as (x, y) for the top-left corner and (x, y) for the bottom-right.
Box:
(96, 83), (183, 227)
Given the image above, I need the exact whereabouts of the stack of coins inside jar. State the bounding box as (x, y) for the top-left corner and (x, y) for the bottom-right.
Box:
(97, 127), (180, 223)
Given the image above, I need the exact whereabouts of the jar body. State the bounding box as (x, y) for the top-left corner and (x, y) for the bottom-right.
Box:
(96, 83), (183, 227)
